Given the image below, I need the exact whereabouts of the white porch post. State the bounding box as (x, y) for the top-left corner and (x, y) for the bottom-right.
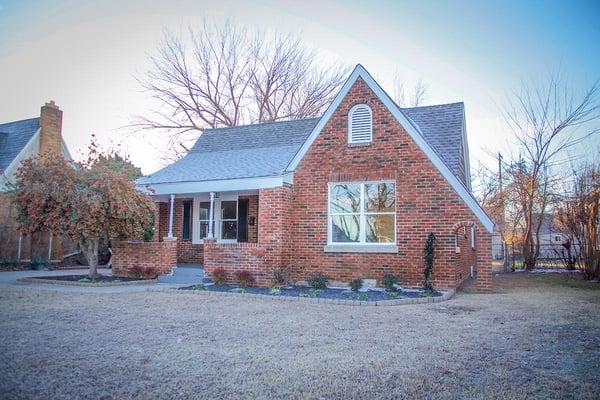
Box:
(208, 191), (215, 239)
(168, 194), (175, 238)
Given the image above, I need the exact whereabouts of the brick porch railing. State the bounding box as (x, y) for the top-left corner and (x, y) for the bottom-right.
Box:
(112, 238), (178, 277)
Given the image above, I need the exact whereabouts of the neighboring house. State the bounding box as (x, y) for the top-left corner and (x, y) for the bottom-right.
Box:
(532, 213), (579, 259)
(0, 101), (73, 262)
(128, 65), (494, 292)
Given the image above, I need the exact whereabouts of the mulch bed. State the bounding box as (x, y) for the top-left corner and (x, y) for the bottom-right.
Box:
(180, 284), (442, 302)
(33, 275), (142, 283)
(20, 275), (155, 286)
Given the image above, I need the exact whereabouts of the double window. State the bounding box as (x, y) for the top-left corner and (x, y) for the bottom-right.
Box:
(198, 200), (238, 241)
(328, 181), (396, 244)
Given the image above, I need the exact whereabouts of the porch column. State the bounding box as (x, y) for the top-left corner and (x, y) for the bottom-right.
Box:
(168, 194), (175, 238)
(208, 191), (215, 239)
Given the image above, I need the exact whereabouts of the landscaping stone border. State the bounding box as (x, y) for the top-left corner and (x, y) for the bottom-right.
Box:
(17, 277), (157, 287)
(154, 286), (456, 306)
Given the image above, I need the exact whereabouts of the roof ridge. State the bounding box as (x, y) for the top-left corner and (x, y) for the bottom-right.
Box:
(401, 102), (464, 111)
(0, 116), (40, 129)
(188, 143), (300, 154)
(203, 117), (321, 133)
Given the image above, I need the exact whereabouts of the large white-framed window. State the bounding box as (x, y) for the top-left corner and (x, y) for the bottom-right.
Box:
(328, 181), (396, 245)
(348, 104), (373, 144)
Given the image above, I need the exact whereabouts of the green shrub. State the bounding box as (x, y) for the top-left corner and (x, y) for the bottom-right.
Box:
(350, 278), (363, 292)
(268, 287), (281, 296)
(307, 273), (329, 289)
(29, 258), (50, 270)
(383, 274), (399, 291)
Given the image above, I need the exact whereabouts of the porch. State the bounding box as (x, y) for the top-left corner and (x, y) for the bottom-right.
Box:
(152, 190), (260, 265)
(111, 185), (293, 286)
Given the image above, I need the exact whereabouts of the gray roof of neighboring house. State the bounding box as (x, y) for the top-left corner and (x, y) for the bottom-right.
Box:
(401, 102), (467, 184)
(138, 103), (468, 186)
(0, 117), (40, 173)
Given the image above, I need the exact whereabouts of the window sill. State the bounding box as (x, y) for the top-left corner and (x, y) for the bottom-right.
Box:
(347, 142), (372, 148)
(323, 244), (398, 253)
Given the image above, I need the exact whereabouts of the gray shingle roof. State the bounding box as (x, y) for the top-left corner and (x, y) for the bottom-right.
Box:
(401, 102), (467, 185)
(138, 103), (468, 187)
(138, 118), (319, 184)
(0, 117), (40, 173)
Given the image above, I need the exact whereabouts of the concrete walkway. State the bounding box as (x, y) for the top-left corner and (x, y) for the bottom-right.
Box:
(0, 268), (185, 293)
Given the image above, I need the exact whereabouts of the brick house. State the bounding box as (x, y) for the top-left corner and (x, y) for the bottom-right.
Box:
(127, 65), (494, 292)
(0, 102), (74, 262)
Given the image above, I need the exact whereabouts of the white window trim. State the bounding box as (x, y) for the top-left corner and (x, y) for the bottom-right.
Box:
(327, 181), (396, 247)
(348, 104), (373, 144)
(192, 194), (239, 244)
(470, 225), (476, 250)
(218, 199), (239, 243)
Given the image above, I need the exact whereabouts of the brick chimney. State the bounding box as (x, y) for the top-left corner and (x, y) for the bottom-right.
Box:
(39, 101), (63, 156)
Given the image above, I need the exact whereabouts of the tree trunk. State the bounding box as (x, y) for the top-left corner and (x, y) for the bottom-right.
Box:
(80, 239), (100, 278)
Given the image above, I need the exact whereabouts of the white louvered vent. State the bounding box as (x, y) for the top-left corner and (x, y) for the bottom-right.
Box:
(348, 104), (373, 144)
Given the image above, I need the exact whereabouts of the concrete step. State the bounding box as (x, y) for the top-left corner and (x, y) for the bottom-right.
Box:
(157, 275), (211, 284)
(157, 265), (207, 284)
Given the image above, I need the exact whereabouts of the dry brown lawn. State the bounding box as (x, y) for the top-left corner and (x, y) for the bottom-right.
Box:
(0, 272), (598, 399)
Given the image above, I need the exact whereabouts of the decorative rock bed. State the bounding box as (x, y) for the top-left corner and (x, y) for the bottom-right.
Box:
(18, 275), (156, 287)
(177, 284), (454, 306)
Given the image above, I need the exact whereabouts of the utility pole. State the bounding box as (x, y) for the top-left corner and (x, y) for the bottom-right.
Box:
(498, 152), (509, 271)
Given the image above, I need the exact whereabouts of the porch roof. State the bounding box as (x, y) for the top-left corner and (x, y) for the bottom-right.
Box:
(137, 118), (319, 186)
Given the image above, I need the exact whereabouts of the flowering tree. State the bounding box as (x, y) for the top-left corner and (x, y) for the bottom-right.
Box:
(13, 153), (154, 277)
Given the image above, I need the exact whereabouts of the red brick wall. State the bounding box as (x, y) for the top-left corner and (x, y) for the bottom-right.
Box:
(289, 78), (493, 292)
(204, 242), (268, 285)
(203, 187), (292, 287)
(112, 239), (177, 277)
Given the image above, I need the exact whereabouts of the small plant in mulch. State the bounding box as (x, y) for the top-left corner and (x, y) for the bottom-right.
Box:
(268, 287), (282, 296)
(191, 284), (207, 291)
(351, 293), (369, 301)
(350, 278), (363, 292)
(383, 274), (399, 292)
(423, 232), (436, 292)
(78, 277), (97, 283)
(230, 287), (246, 294)
(387, 291), (403, 299)
(299, 288), (320, 298)
(307, 273), (329, 290)
(271, 266), (292, 287)
(212, 267), (227, 285)
(235, 270), (255, 287)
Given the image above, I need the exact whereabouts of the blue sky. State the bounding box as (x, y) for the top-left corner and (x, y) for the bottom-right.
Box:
(0, 0), (598, 173)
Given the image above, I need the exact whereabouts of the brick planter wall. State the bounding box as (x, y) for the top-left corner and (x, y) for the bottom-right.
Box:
(112, 239), (177, 277)
(204, 242), (269, 285)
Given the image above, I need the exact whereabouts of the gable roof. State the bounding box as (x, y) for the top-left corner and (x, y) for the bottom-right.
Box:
(0, 117), (40, 173)
(286, 64), (493, 232)
(137, 118), (319, 185)
(402, 103), (468, 185)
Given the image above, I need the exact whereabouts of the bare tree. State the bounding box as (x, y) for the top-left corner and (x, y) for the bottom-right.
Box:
(503, 72), (600, 269)
(393, 74), (429, 107)
(134, 20), (349, 158)
(555, 162), (600, 279)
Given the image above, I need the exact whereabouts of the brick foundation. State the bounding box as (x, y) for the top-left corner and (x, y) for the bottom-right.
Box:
(112, 239), (177, 277)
